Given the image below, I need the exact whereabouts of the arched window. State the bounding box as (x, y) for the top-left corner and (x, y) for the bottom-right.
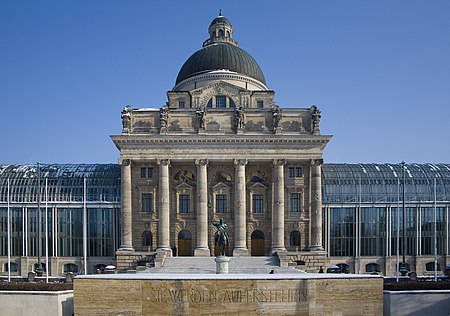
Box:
(207, 99), (212, 108)
(337, 263), (350, 274)
(226, 31), (230, 37)
(290, 231), (301, 247)
(251, 230), (264, 240)
(229, 98), (235, 108)
(4, 262), (18, 272)
(426, 262), (441, 272)
(94, 264), (107, 273)
(64, 263), (79, 273)
(218, 29), (224, 37)
(142, 230), (152, 247)
(365, 263), (381, 273)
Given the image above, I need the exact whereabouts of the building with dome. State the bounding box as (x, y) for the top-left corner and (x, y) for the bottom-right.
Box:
(112, 12), (331, 268)
(0, 13), (449, 277)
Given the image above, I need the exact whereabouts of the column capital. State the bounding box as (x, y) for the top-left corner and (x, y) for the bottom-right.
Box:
(234, 159), (248, 166)
(156, 159), (170, 166)
(121, 159), (131, 166)
(273, 159), (287, 166)
(310, 158), (324, 166)
(195, 159), (209, 166)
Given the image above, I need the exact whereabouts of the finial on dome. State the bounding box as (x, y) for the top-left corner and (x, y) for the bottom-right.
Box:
(219, 9), (222, 16)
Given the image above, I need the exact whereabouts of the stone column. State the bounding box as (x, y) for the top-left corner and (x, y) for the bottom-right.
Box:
(194, 159), (210, 256)
(157, 159), (171, 254)
(272, 159), (286, 254)
(119, 159), (133, 251)
(233, 159), (249, 256)
(310, 159), (324, 251)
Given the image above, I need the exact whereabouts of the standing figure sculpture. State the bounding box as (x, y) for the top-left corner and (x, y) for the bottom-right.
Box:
(121, 105), (132, 133)
(212, 218), (229, 256)
(160, 106), (168, 128)
(272, 106), (281, 130)
(311, 105), (321, 135)
(235, 106), (245, 130)
(195, 107), (205, 129)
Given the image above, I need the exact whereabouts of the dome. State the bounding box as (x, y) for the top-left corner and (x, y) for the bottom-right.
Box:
(175, 12), (266, 86)
(175, 43), (266, 85)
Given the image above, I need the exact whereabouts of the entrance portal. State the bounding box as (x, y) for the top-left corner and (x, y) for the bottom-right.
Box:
(178, 230), (192, 256)
(251, 230), (265, 256)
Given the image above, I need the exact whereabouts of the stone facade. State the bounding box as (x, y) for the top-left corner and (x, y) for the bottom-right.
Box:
(111, 13), (331, 263)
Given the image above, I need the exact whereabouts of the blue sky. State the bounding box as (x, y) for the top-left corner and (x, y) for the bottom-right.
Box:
(1, 1), (449, 164)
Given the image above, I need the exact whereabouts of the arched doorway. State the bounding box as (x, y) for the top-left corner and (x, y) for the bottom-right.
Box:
(251, 230), (265, 256)
(178, 230), (192, 256)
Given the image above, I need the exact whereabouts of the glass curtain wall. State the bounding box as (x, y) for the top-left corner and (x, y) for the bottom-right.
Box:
(420, 207), (445, 255)
(329, 207), (355, 256)
(360, 207), (387, 256)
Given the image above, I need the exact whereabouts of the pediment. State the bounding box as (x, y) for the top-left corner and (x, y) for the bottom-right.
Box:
(249, 182), (267, 190)
(175, 182), (194, 190)
(212, 182), (230, 191)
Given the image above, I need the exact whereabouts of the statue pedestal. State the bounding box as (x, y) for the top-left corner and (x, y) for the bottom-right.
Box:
(214, 256), (230, 274)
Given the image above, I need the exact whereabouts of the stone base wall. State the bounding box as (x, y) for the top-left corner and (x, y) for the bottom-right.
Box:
(74, 275), (383, 315)
(287, 251), (327, 272)
(115, 251), (156, 271)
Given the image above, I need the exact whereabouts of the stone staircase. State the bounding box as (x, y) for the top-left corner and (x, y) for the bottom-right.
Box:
(139, 256), (304, 274)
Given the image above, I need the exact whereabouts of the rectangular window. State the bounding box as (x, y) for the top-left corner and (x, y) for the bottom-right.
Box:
(141, 193), (153, 212)
(178, 101), (185, 108)
(252, 194), (263, 213)
(216, 95), (226, 108)
(289, 193), (301, 212)
(215, 194), (227, 213)
(288, 167), (295, 178)
(288, 167), (302, 178)
(140, 167), (153, 178)
(256, 100), (263, 108)
(179, 194), (190, 213)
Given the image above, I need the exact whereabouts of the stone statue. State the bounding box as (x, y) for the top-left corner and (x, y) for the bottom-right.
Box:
(212, 218), (229, 256)
(196, 107), (205, 129)
(160, 106), (168, 128)
(311, 105), (321, 134)
(272, 106), (281, 130)
(121, 105), (132, 132)
(235, 106), (245, 129)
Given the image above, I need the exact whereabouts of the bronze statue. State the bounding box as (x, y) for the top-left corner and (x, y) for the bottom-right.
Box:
(212, 218), (229, 256)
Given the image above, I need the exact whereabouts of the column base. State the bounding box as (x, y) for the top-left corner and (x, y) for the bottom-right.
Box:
(309, 245), (324, 252)
(156, 247), (172, 257)
(194, 248), (211, 257)
(232, 247), (249, 257)
(117, 246), (134, 252)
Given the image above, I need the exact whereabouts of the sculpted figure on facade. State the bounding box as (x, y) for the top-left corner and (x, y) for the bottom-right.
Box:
(235, 106), (245, 130)
(311, 105), (321, 135)
(159, 106), (169, 128)
(195, 107), (205, 129)
(121, 105), (132, 133)
(272, 106), (281, 130)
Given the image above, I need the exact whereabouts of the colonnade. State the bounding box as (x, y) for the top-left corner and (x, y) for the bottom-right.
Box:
(118, 158), (324, 255)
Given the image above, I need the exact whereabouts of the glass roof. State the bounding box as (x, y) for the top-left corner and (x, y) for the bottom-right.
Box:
(322, 163), (450, 204)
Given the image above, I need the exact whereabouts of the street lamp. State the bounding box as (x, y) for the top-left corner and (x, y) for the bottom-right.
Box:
(399, 161), (408, 276)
